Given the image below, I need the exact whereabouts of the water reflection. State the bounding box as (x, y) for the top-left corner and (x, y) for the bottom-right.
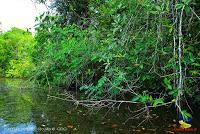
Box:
(0, 78), (199, 134)
(0, 79), (130, 134)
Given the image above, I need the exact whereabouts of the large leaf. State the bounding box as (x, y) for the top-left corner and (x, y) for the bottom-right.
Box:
(164, 78), (173, 90)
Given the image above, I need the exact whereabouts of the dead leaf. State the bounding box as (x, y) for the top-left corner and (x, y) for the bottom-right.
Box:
(111, 124), (118, 128)
(67, 125), (74, 129)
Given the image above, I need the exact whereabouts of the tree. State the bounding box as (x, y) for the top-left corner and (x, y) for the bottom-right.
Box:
(0, 28), (35, 77)
(33, 0), (200, 122)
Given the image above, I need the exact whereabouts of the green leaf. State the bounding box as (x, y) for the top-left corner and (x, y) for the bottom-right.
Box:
(164, 78), (169, 85)
(164, 78), (173, 90)
(168, 90), (177, 95)
(153, 98), (164, 107)
(140, 95), (148, 103)
(185, 6), (191, 14)
(182, 110), (192, 120)
(139, 95), (152, 103)
(190, 70), (199, 75)
(155, 6), (161, 11)
(131, 96), (140, 102)
(149, 11), (158, 14)
(168, 90), (178, 98)
(192, 63), (200, 67)
(176, 3), (184, 10)
(182, 0), (191, 5)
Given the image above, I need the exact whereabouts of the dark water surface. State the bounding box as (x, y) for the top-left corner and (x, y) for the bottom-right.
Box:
(0, 78), (199, 134)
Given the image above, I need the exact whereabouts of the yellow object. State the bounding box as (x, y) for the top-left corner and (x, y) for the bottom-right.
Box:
(179, 120), (192, 128)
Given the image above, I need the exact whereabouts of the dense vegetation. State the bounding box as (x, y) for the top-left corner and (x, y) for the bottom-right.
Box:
(0, 0), (199, 122)
(0, 28), (35, 78)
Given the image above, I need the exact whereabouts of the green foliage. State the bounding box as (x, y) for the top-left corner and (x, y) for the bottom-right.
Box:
(33, 0), (200, 110)
(131, 95), (140, 102)
(0, 0), (199, 124)
(164, 78), (173, 90)
(153, 98), (164, 107)
(131, 95), (164, 107)
(33, 23), (93, 86)
(0, 28), (35, 78)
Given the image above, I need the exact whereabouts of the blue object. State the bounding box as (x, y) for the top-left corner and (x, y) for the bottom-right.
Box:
(178, 117), (192, 122)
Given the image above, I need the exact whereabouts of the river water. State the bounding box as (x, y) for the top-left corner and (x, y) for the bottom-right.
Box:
(0, 78), (199, 134)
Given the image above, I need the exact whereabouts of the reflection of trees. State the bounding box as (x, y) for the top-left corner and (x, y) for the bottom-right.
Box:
(0, 79), (131, 133)
(0, 79), (33, 125)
